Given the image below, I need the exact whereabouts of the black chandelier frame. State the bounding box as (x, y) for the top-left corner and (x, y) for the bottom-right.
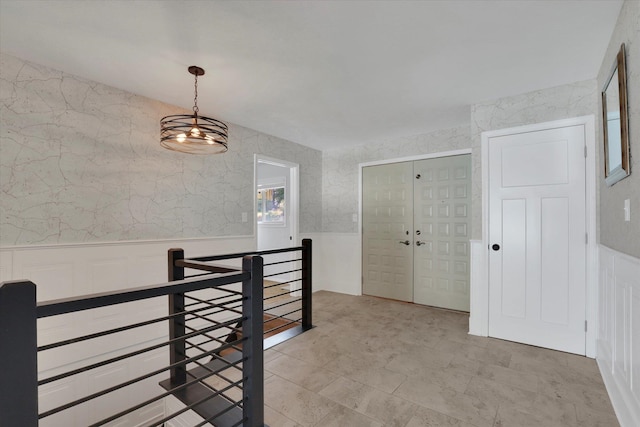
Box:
(160, 66), (229, 155)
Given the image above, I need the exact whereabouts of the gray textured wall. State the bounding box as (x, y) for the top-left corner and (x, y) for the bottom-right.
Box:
(596, 0), (640, 258)
(0, 53), (322, 246)
(322, 125), (471, 233)
(470, 80), (599, 241)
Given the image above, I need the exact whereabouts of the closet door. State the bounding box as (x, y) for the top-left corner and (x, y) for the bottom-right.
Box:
(413, 155), (471, 311)
(488, 125), (586, 354)
(362, 162), (414, 302)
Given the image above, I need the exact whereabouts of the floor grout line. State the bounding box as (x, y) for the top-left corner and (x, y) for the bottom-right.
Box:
(263, 291), (618, 427)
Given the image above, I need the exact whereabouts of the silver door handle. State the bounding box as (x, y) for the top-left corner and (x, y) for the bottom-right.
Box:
(416, 241), (425, 246)
(398, 240), (410, 245)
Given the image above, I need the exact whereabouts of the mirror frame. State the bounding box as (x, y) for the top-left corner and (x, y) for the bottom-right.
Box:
(602, 43), (630, 186)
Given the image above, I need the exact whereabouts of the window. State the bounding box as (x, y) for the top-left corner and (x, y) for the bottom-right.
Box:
(257, 186), (285, 224)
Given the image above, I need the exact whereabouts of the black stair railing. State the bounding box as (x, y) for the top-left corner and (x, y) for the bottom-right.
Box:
(0, 254), (265, 427)
(168, 238), (313, 350)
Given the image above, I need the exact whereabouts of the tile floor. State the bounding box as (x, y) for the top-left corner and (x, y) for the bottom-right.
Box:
(263, 291), (619, 427)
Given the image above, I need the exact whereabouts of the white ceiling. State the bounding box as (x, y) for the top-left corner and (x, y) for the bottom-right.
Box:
(0, 0), (622, 151)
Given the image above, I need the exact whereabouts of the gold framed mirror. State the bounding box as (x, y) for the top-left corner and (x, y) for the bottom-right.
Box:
(602, 43), (630, 186)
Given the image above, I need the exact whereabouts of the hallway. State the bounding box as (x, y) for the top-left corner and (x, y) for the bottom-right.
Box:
(264, 291), (618, 426)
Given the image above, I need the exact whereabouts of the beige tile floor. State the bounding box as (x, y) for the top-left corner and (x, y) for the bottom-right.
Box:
(263, 291), (619, 427)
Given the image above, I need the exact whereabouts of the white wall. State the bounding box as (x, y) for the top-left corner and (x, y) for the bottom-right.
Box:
(303, 232), (361, 296)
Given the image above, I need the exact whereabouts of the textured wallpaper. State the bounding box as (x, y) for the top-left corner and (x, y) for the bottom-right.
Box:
(596, 0), (640, 259)
(470, 79), (599, 240)
(0, 53), (322, 246)
(322, 125), (471, 233)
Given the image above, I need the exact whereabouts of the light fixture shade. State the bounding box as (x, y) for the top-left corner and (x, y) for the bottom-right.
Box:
(160, 65), (228, 154)
(160, 114), (228, 154)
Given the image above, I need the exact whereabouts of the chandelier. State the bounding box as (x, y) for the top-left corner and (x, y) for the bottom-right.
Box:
(160, 66), (228, 154)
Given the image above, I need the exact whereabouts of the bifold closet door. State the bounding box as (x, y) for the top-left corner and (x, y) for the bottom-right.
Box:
(413, 155), (471, 311)
(362, 162), (414, 302)
(362, 155), (471, 311)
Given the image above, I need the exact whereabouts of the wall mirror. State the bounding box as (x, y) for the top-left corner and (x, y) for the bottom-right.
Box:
(602, 43), (630, 186)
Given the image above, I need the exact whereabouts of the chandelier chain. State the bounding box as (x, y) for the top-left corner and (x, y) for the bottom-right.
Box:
(193, 74), (199, 114)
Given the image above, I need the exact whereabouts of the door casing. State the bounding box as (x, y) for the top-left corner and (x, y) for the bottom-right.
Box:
(254, 154), (300, 292)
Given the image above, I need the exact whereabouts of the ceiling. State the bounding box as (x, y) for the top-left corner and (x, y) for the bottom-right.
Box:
(0, 0), (622, 151)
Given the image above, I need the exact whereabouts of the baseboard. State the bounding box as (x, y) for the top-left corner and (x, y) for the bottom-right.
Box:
(597, 343), (640, 427)
(316, 280), (362, 296)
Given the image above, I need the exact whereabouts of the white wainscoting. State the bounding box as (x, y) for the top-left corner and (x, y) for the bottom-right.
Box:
(468, 240), (488, 336)
(304, 232), (362, 296)
(597, 244), (640, 427)
(0, 235), (254, 427)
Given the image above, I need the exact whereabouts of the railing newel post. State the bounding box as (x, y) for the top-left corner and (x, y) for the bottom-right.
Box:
(168, 248), (186, 386)
(301, 238), (313, 329)
(242, 255), (264, 427)
(0, 280), (38, 426)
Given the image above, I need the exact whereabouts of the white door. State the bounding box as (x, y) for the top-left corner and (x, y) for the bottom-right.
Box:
(362, 162), (414, 302)
(488, 125), (586, 354)
(414, 155), (471, 311)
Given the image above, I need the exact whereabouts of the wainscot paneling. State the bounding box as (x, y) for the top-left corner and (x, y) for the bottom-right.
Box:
(1, 235), (254, 426)
(303, 232), (362, 295)
(597, 244), (640, 427)
(469, 239), (488, 336)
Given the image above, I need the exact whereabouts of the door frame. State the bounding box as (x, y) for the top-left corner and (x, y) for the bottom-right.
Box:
(254, 154), (300, 250)
(358, 149), (473, 296)
(477, 115), (597, 357)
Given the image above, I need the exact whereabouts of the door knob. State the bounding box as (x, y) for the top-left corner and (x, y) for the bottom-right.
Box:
(492, 244), (500, 251)
(416, 241), (425, 246)
(398, 240), (410, 245)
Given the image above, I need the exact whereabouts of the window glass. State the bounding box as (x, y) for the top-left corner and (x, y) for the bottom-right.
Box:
(257, 186), (285, 224)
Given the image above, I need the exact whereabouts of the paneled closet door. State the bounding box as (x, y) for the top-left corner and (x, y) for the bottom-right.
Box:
(413, 155), (471, 311)
(488, 125), (586, 354)
(362, 162), (414, 302)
